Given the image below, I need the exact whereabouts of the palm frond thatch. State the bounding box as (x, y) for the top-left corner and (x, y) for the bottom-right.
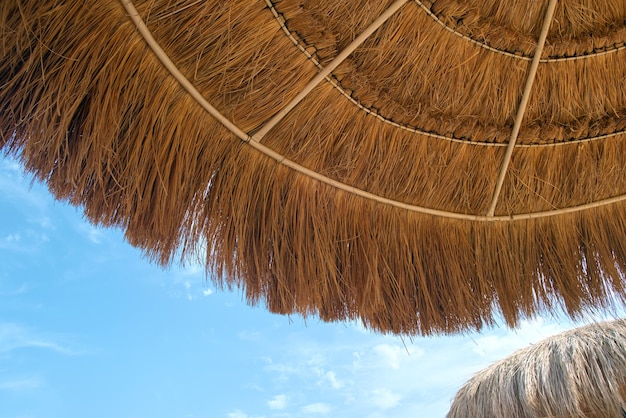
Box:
(447, 319), (626, 418)
(2, 0), (626, 334)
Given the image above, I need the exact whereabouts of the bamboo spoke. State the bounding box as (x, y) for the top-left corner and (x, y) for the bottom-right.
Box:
(251, 0), (409, 142)
(486, 0), (558, 217)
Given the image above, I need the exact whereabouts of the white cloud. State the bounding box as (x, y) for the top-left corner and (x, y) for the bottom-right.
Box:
(0, 376), (42, 390)
(0, 322), (76, 355)
(181, 264), (203, 276)
(5, 233), (20, 242)
(267, 394), (287, 410)
(373, 343), (406, 370)
(265, 353), (346, 392)
(0, 158), (21, 173)
(0, 159), (48, 211)
(255, 314), (625, 418)
(301, 403), (331, 414)
(469, 317), (564, 358)
(0, 230), (49, 252)
(75, 223), (104, 244)
(0, 283), (31, 297)
(183, 281), (193, 300)
(37, 216), (54, 230)
(0, 234), (20, 250)
(322, 370), (343, 390)
(370, 388), (402, 409)
(264, 359), (299, 380)
(239, 330), (262, 342)
(165, 274), (217, 301)
(226, 411), (265, 418)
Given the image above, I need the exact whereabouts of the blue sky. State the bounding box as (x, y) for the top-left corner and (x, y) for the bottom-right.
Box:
(0, 154), (622, 418)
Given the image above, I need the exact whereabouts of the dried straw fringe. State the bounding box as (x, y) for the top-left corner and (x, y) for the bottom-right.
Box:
(447, 319), (626, 418)
(2, 0), (626, 334)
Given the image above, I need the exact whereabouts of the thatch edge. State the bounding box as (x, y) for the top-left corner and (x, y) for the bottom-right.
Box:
(447, 319), (626, 418)
(3, 0), (626, 335)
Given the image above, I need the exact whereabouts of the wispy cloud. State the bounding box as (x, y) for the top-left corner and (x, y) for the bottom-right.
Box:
(0, 283), (31, 297)
(227, 410), (265, 418)
(0, 376), (43, 391)
(301, 403), (331, 415)
(470, 316), (569, 358)
(318, 370), (343, 390)
(372, 343), (423, 370)
(0, 159), (55, 254)
(0, 230), (50, 252)
(181, 264), (204, 276)
(0, 158), (48, 212)
(253, 315), (618, 418)
(74, 222), (105, 245)
(369, 388), (402, 409)
(162, 270), (214, 301)
(239, 330), (262, 342)
(267, 394), (287, 410)
(0, 322), (77, 355)
(227, 411), (248, 418)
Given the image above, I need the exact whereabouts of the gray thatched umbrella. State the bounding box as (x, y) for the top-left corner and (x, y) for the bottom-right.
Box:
(447, 319), (626, 418)
(2, 0), (626, 335)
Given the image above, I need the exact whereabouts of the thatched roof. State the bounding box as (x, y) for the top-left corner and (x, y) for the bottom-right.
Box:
(447, 319), (626, 418)
(2, 0), (626, 334)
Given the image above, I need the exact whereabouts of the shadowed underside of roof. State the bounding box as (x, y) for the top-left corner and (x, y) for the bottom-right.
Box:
(2, 0), (626, 334)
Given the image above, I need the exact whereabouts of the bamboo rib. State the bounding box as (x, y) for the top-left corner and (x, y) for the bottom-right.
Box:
(251, 0), (409, 142)
(121, 0), (626, 222)
(120, 0), (249, 142)
(486, 0), (558, 216)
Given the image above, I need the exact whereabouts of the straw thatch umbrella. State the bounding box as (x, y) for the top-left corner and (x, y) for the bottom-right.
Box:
(2, 0), (626, 335)
(447, 319), (626, 418)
